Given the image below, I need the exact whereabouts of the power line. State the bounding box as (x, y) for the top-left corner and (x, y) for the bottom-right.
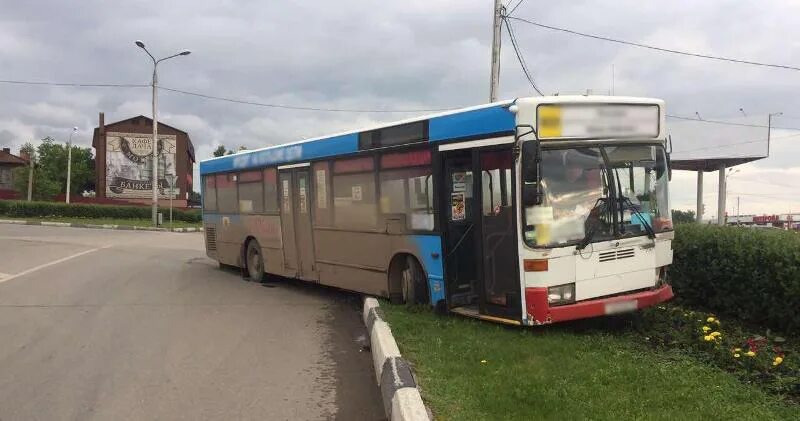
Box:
(0, 79), (148, 88)
(503, 17), (544, 95)
(506, 0), (525, 16)
(158, 86), (457, 113)
(667, 114), (800, 131)
(506, 16), (800, 72)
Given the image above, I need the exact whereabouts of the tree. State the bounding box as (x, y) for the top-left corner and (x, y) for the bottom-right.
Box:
(13, 137), (95, 201)
(212, 145), (228, 157)
(671, 209), (696, 224)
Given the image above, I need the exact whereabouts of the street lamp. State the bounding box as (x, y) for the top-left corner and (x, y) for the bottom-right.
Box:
(767, 112), (783, 157)
(65, 126), (78, 204)
(134, 40), (191, 226)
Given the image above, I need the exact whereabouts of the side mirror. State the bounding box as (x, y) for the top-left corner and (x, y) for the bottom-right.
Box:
(522, 183), (541, 206)
(521, 141), (539, 182)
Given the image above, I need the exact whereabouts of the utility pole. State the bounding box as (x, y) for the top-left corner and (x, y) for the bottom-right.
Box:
(489, 0), (504, 102)
(767, 112), (782, 157)
(135, 40), (191, 226)
(26, 148), (34, 202)
(65, 127), (77, 204)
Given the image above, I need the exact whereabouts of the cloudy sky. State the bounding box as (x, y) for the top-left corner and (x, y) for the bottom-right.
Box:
(2, 0), (799, 217)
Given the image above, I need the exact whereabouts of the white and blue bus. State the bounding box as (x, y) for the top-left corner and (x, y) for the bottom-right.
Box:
(200, 96), (674, 326)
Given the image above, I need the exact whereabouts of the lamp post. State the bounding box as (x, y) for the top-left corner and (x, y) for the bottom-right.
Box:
(134, 40), (191, 226)
(724, 168), (740, 224)
(767, 112), (782, 157)
(65, 127), (78, 203)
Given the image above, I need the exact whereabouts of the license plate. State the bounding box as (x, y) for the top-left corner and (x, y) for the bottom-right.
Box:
(605, 300), (638, 315)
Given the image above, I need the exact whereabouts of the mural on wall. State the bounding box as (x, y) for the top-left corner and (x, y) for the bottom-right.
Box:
(105, 132), (180, 198)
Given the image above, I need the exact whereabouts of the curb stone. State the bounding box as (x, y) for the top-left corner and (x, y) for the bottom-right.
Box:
(0, 219), (203, 233)
(362, 297), (430, 421)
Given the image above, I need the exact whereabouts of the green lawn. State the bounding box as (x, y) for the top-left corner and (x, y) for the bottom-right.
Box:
(0, 216), (201, 229)
(382, 304), (799, 420)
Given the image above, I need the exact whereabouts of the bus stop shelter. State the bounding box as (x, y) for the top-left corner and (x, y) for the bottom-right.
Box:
(670, 156), (765, 225)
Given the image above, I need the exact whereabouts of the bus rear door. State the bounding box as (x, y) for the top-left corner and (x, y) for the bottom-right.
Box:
(279, 166), (317, 281)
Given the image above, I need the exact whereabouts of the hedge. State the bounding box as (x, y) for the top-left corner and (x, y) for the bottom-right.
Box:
(0, 200), (201, 223)
(671, 224), (800, 334)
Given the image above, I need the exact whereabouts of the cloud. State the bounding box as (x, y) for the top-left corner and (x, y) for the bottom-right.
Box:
(1, 0), (799, 209)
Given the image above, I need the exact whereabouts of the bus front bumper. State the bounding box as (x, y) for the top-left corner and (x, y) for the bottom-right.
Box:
(524, 284), (674, 325)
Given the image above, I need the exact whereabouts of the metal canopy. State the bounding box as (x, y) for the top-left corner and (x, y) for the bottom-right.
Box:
(670, 156), (765, 172)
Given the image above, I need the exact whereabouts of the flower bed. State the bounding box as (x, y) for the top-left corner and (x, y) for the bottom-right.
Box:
(633, 305), (798, 401)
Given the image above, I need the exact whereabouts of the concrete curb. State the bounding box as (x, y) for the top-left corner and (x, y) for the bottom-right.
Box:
(362, 297), (430, 421)
(0, 219), (203, 233)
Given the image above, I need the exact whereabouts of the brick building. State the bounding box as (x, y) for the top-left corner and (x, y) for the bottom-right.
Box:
(0, 147), (29, 199)
(92, 113), (195, 207)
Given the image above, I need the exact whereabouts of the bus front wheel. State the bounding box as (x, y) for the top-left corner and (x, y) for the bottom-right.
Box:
(245, 240), (266, 283)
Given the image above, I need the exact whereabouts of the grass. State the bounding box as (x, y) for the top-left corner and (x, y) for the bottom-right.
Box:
(382, 304), (799, 420)
(0, 215), (201, 229)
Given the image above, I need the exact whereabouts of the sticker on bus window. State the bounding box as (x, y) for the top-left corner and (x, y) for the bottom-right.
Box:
(451, 192), (466, 221)
(316, 170), (327, 209)
(352, 185), (362, 201)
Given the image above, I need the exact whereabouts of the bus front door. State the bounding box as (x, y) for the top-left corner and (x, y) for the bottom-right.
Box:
(279, 167), (318, 281)
(442, 147), (521, 321)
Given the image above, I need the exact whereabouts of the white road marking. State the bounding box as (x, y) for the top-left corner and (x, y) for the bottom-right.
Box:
(0, 246), (111, 285)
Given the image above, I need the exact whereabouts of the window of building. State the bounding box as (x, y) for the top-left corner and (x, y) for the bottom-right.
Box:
(333, 156), (376, 230)
(238, 170), (263, 214)
(264, 168), (278, 213)
(313, 162), (332, 226)
(203, 175), (217, 211)
(216, 173), (238, 213)
(379, 149), (434, 231)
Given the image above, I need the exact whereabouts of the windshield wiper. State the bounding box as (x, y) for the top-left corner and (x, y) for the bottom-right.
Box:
(620, 196), (656, 239)
(576, 198), (606, 250)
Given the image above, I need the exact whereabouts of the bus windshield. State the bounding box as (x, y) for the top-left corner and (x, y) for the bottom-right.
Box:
(523, 144), (671, 247)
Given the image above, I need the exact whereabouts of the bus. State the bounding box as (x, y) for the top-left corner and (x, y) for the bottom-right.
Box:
(200, 96), (674, 326)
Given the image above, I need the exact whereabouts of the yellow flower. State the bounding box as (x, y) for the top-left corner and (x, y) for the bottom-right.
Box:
(710, 331), (721, 337)
(480, 359), (487, 364)
(703, 335), (713, 342)
(734, 348), (742, 352)
(713, 319), (721, 325)
(707, 317), (716, 323)
(734, 353), (740, 358)
(773, 357), (783, 366)
(702, 326), (711, 332)
(745, 351), (756, 357)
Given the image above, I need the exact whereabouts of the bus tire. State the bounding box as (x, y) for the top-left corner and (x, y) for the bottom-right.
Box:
(245, 240), (266, 283)
(401, 256), (428, 305)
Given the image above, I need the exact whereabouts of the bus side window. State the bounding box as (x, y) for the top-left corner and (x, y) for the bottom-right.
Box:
(332, 157), (377, 230)
(264, 168), (278, 213)
(203, 175), (217, 212)
(238, 170), (264, 214)
(216, 173), (238, 214)
(379, 149), (434, 231)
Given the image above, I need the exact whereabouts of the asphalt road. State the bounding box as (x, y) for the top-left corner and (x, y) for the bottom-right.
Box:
(0, 224), (384, 421)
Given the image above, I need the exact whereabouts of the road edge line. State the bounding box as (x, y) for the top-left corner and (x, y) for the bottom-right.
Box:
(362, 297), (430, 421)
(0, 245), (111, 284)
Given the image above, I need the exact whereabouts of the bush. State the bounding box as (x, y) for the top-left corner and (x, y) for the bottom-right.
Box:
(671, 224), (800, 334)
(0, 200), (201, 223)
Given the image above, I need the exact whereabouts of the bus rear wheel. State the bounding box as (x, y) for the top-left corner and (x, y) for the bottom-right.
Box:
(246, 240), (266, 283)
(400, 257), (428, 305)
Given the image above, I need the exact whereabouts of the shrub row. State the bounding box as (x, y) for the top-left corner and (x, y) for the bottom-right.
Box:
(0, 200), (201, 223)
(671, 224), (800, 334)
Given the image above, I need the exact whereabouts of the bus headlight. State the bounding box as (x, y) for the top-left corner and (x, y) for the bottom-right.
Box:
(547, 283), (576, 306)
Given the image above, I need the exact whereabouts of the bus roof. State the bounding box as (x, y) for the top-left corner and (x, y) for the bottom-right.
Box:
(199, 95), (662, 175)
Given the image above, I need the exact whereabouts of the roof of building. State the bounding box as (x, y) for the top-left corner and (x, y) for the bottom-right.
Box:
(0, 148), (28, 166)
(670, 156), (765, 172)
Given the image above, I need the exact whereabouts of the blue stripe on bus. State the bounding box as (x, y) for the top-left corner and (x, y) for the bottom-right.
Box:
(200, 133), (359, 175)
(410, 234), (445, 305)
(428, 105), (515, 142)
